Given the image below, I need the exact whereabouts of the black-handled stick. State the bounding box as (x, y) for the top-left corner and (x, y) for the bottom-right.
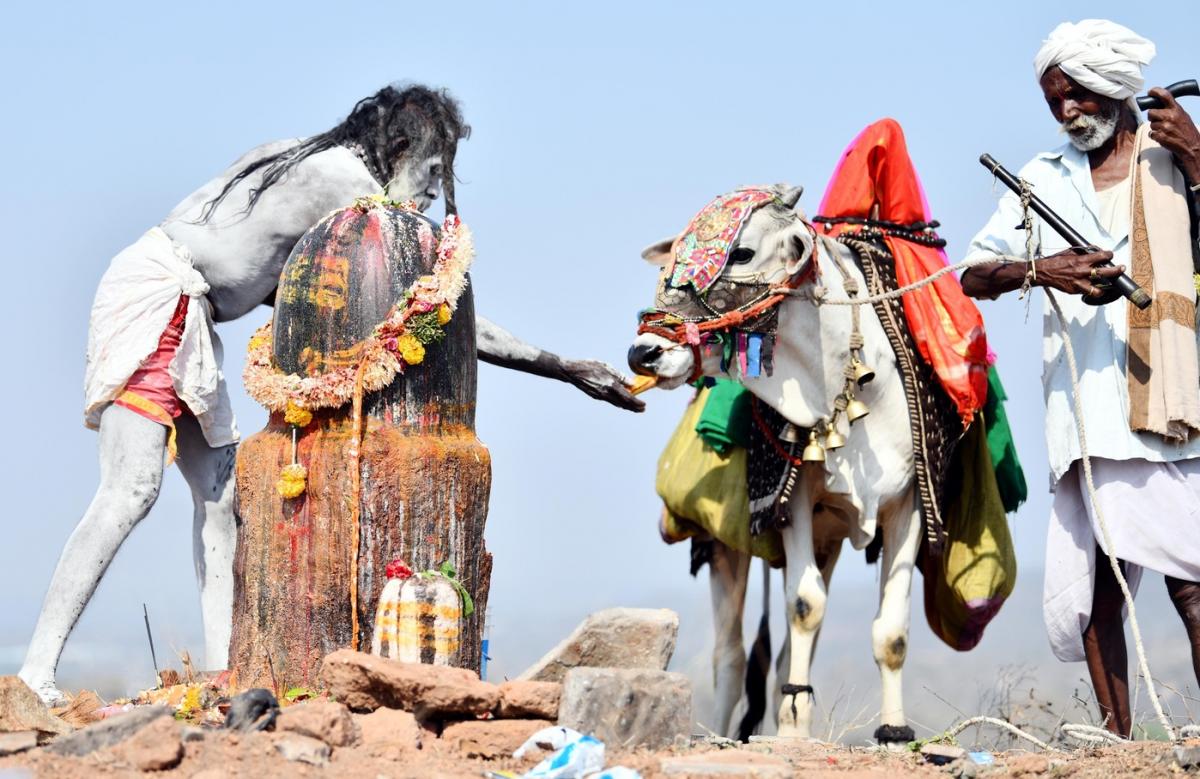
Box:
(979, 153), (1152, 310)
(1135, 79), (1199, 111)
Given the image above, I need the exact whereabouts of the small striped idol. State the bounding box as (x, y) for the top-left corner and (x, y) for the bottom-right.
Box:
(370, 559), (462, 665)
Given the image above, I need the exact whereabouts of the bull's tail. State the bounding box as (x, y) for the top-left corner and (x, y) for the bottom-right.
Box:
(736, 559), (772, 741)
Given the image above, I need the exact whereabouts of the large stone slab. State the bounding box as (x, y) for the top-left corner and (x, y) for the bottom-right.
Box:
(0, 677), (71, 741)
(320, 649), (499, 719)
(47, 706), (170, 756)
(519, 608), (679, 683)
(557, 667), (690, 750)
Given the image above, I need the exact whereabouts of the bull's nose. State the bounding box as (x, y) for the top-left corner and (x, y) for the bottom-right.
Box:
(627, 342), (663, 375)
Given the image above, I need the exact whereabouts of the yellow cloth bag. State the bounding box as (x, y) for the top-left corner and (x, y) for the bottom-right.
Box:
(922, 416), (1016, 650)
(656, 389), (784, 566)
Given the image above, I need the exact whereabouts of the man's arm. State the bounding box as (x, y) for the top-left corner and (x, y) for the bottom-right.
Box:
(962, 249), (1124, 300)
(959, 182), (1125, 300)
(1146, 87), (1200, 256)
(475, 317), (645, 412)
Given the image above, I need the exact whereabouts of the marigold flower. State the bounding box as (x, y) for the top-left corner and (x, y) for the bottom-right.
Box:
(438, 304), (452, 326)
(276, 463), (308, 498)
(284, 401), (313, 428)
(397, 333), (425, 365)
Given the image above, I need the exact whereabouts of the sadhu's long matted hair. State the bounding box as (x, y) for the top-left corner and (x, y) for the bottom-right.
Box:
(198, 84), (470, 222)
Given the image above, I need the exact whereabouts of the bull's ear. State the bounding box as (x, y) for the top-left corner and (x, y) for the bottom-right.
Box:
(640, 236), (678, 267)
(784, 224), (814, 276)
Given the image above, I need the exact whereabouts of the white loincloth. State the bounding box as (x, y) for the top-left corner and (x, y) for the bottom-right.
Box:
(84, 227), (238, 448)
(1043, 457), (1200, 661)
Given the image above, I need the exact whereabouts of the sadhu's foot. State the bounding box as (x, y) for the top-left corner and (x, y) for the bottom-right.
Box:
(18, 671), (67, 707)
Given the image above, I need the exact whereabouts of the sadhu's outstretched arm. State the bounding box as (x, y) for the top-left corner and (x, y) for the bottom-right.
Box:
(475, 317), (644, 412)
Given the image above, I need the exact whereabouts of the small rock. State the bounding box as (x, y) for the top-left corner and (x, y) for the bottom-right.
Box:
(225, 688), (280, 732)
(947, 757), (978, 779)
(921, 742), (967, 765)
(439, 719), (553, 759)
(1177, 745), (1200, 769)
(519, 608), (679, 683)
(110, 717), (184, 771)
(275, 733), (331, 765)
(277, 699), (359, 747)
(354, 707), (423, 749)
(0, 676), (72, 741)
(558, 667), (691, 750)
(0, 731), (37, 756)
(48, 705), (170, 757)
(320, 649), (499, 719)
(181, 726), (206, 743)
(52, 689), (104, 729)
(660, 750), (792, 777)
(497, 681), (562, 720)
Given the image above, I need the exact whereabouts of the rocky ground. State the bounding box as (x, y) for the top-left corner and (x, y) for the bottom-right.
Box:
(1, 608), (1195, 777)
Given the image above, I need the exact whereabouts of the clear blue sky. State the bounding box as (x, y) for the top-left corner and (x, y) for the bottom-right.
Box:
(1, 0), (1196, 734)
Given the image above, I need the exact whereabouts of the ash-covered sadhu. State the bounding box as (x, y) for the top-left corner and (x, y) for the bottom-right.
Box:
(231, 196), (491, 689)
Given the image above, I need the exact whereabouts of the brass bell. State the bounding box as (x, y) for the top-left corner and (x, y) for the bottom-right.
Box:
(779, 423), (802, 444)
(851, 357), (876, 387)
(802, 430), (826, 462)
(845, 395), (870, 424)
(824, 426), (847, 450)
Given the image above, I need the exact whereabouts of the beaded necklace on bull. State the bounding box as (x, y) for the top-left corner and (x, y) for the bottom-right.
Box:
(637, 189), (877, 467)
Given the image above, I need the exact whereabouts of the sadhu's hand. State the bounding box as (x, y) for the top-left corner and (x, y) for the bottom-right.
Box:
(1033, 248), (1125, 299)
(563, 359), (646, 412)
(1148, 87), (1200, 183)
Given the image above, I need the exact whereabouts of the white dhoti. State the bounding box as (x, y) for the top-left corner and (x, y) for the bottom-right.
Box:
(84, 227), (238, 448)
(1044, 457), (1200, 661)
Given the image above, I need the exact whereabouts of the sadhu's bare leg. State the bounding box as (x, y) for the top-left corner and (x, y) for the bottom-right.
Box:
(1165, 576), (1200, 687)
(1082, 550), (1131, 737)
(175, 412), (237, 671)
(19, 404), (167, 703)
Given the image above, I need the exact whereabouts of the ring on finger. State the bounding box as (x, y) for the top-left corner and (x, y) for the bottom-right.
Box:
(1089, 268), (1100, 282)
(1088, 285), (1100, 298)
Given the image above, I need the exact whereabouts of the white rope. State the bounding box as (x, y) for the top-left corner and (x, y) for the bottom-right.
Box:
(784, 254), (1028, 305)
(1045, 289), (1176, 741)
(945, 716), (1055, 751)
(800, 241), (1181, 742)
(1062, 723), (1125, 745)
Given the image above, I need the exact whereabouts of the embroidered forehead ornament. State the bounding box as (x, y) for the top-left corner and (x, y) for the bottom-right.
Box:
(668, 188), (779, 293)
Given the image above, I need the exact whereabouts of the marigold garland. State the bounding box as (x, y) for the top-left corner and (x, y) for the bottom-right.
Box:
(244, 205), (473, 413)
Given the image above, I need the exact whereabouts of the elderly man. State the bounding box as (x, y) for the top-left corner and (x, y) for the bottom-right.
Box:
(20, 83), (642, 705)
(961, 20), (1200, 736)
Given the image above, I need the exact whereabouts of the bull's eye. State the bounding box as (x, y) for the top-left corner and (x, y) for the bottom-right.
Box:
(729, 247), (756, 264)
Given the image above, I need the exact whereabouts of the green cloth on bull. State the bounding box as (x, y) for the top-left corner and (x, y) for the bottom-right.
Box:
(982, 366), (1027, 513)
(694, 378), (752, 454)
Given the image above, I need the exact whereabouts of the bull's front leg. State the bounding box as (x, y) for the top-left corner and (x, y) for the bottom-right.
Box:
(872, 486), (921, 748)
(708, 541), (751, 737)
(777, 479), (824, 738)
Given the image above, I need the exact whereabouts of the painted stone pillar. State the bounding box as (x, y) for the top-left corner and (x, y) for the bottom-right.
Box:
(229, 204), (491, 690)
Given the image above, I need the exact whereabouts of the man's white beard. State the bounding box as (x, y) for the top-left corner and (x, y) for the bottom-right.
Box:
(1062, 109), (1119, 152)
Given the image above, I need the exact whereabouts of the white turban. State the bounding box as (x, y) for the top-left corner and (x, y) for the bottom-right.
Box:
(1034, 19), (1156, 99)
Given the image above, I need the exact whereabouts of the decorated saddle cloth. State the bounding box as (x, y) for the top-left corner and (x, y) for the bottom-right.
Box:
(85, 227), (238, 448)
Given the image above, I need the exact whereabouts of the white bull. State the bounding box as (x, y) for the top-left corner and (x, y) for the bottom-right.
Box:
(630, 185), (921, 744)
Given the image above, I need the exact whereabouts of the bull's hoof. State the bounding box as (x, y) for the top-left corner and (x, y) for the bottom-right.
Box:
(874, 724), (915, 748)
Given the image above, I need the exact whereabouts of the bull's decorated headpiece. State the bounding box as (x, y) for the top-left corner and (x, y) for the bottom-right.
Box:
(640, 186), (815, 382)
(667, 188), (780, 292)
